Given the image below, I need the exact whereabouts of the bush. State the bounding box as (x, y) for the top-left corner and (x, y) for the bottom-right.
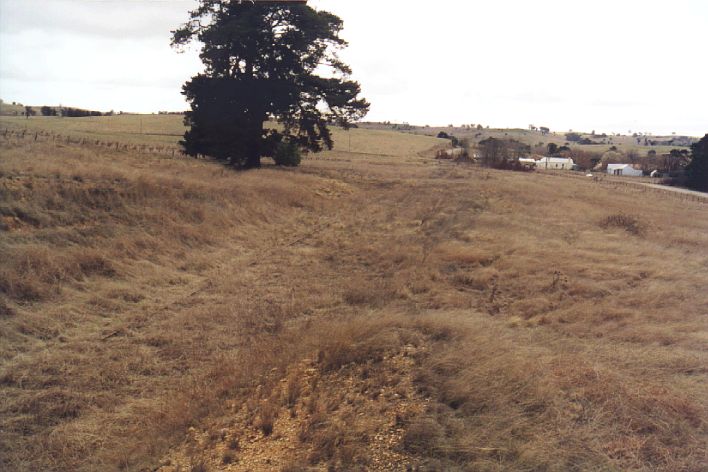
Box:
(599, 214), (646, 236)
(273, 141), (302, 167)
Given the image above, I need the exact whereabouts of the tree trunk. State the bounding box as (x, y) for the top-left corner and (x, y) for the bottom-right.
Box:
(243, 119), (263, 169)
(245, 149), (261, 169)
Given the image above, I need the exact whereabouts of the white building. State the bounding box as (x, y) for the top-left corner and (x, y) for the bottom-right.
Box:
(607, 164), (643, 177)
(536, 157), (575, 170)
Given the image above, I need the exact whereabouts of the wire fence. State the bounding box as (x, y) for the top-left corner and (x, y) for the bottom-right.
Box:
(0, 127), (188, 159)
(2, 127), (706, 205)
(538, 169), (708, 205)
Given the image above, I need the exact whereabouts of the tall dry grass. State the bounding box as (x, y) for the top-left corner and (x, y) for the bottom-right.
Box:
(1, 126), (706, 471)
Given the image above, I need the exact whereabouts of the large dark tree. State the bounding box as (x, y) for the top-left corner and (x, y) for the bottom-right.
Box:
(172, 1), (369, 168)
(686, 134), (708, 192)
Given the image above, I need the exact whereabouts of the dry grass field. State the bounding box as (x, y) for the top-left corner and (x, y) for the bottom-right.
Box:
(362, 123), (691, 156)
(1, 117), (706, 471)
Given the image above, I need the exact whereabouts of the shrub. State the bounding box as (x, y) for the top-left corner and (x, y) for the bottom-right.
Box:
(255, 401), (277, 436)
(403, 415), (444, 455)
(221, 451), (236, 464)
(599, 214), (646, 236)
(273, 141), (302, 167)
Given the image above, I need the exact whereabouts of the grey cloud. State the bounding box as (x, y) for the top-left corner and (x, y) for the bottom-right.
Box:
(0, 0), (195, 40)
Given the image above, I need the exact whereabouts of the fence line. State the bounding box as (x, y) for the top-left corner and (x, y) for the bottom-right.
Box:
(0, 127), (188, 159)
(538, 169), (708, 205)
(2, 127), (706, 205)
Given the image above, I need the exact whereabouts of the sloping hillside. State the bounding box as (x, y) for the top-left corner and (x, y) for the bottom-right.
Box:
(1, 120), (706, 471)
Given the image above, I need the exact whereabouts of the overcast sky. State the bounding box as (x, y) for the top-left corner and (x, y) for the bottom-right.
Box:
(1, 0), (706, 135)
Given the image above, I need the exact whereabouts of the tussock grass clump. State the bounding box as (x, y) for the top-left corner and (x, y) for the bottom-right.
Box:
(255, 406), (276, 437)
(600, 213), (646, 236)
(402, 415), (445, 454)
(0, 246), (117, 301)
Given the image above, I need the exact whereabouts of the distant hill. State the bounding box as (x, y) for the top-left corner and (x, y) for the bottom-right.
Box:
(0, 100), (26, 116)
(360, 122), (696, 156)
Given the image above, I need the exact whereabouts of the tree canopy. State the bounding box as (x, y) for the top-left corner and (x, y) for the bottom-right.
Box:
(172, 1), (369, 168)
(686, 134), (708, 192)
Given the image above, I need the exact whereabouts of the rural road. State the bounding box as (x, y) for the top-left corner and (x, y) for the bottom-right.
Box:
(640, 183), (708, 199)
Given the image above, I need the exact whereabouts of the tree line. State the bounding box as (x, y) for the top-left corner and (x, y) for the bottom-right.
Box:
(38, 106), (110, 117)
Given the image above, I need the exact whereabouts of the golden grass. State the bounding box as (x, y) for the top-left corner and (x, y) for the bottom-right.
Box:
(1, 124), (706, 471)
(0, 114), (185, 145)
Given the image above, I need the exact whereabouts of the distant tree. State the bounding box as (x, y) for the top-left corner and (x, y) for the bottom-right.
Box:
(24, 106), (36, 119)
(40, 106), (53, 116)
(458, 138), (471, 156)
(626, 149), (639, 164)
(547, 143), (559, 156)
(539, 126), (550, 136)
(478, 138), (530, 170)
(171, 1), (369, 168)
(573, 149), (602, 170)
(685, 134), (708, 191)
(597, 150), (624, 170)
(437, 131), (450, 139)
(566, 132), (582, 142)
(642, 149), (661, 172)
(60, 107), (102, 118)
(479, 137), (507, 167)
(476, 124), (484, 130)
(663, 149), (690, 173)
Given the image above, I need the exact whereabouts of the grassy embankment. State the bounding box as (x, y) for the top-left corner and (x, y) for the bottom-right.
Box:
(1, 115), (706, 471)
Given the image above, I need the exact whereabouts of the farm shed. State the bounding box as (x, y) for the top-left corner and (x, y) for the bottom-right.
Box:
(536, 157), (575, 170)
(607, 164), (643, 177)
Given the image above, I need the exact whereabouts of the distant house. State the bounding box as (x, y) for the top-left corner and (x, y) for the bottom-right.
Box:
(607, 164), (643, 177)
(536, 157), (575, 170)
(444, 148), (466, 158)
(519, 158), (537, 167)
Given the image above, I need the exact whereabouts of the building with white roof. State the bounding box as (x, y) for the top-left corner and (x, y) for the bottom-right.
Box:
(607, 164), (643, 177)
(536, 157), (575, 170)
